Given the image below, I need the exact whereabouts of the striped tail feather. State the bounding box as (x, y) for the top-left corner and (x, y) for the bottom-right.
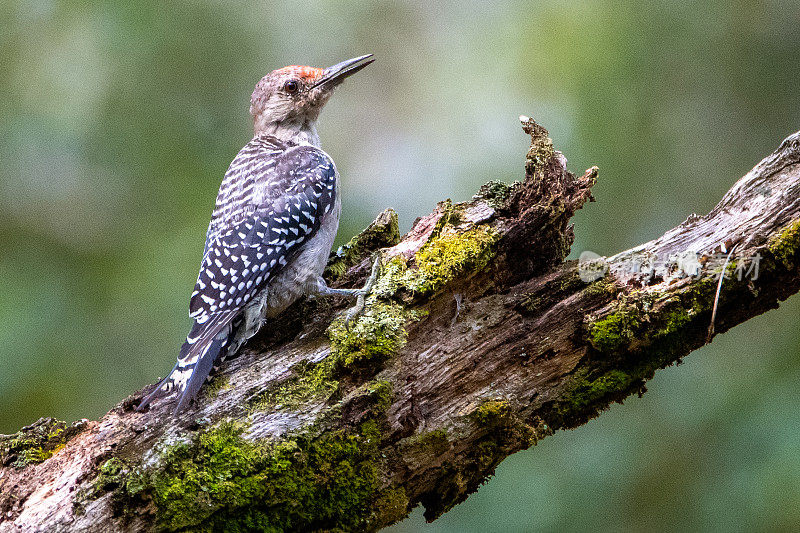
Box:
(137, 311), (236, 413)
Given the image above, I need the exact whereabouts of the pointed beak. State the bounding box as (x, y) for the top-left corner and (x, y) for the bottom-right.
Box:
(311, 54), (374, 90)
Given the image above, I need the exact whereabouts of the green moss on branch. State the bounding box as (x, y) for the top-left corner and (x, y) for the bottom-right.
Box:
(413, 226), (499, 295)
(251, 358), (339, 411)
(253, 300), (410, 412)
(563, 264), (753, 427)
(327, 301), (409, 367)
(374, 226), (499, 299)
(472, 400), (512, 427)
(0, 417), (85, 469)
(558, 369), (635, 415)
(400, 429), (451, 469)
(769, 218), (800, 270)
(326, 208), (400, 280)
(472, 180), (515, 209)
(123, 420), (387, 531)
(586, 282), (716, 355)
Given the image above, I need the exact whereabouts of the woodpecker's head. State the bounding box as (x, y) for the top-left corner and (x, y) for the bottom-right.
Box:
(250, 54), (373, 144)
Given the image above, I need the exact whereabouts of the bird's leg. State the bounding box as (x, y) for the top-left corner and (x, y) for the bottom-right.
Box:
(312, 256), (381, 322)
(242, 293), (268, 340)
(225, 291), (270, 360)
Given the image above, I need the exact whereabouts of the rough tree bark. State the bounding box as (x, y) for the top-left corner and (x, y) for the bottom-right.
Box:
(2, 118), (799, 532)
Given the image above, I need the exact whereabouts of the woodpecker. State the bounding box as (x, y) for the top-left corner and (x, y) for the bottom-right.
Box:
(138, 54), (376, 413)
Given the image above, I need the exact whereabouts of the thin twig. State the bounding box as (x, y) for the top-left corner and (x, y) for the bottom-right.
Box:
(707, 243), (738, 343)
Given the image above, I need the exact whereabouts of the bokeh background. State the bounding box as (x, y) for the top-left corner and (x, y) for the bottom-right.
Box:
(2, 0), (799, 530)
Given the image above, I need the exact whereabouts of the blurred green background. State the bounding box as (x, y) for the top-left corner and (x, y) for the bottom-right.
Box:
(2, 0), (799, 530)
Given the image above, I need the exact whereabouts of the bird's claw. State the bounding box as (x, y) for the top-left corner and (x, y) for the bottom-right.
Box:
(343, 296), (365, 325)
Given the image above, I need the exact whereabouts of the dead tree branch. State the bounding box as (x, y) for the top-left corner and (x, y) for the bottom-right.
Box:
(2, 118), (799, 532)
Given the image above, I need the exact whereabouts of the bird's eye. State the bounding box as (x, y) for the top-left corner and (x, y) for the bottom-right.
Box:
(284, 80), (300, 94)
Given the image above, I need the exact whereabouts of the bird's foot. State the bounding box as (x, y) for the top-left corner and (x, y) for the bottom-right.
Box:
(313, 256), (381, 324)
(342, 256), (381, 324)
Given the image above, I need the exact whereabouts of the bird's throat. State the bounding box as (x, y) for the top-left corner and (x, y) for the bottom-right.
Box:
(254, 116), (321, 147)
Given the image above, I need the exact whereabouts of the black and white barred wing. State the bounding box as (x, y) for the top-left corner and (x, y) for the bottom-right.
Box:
(138, 142), (338, 412)
(202, 134), (288, 255)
